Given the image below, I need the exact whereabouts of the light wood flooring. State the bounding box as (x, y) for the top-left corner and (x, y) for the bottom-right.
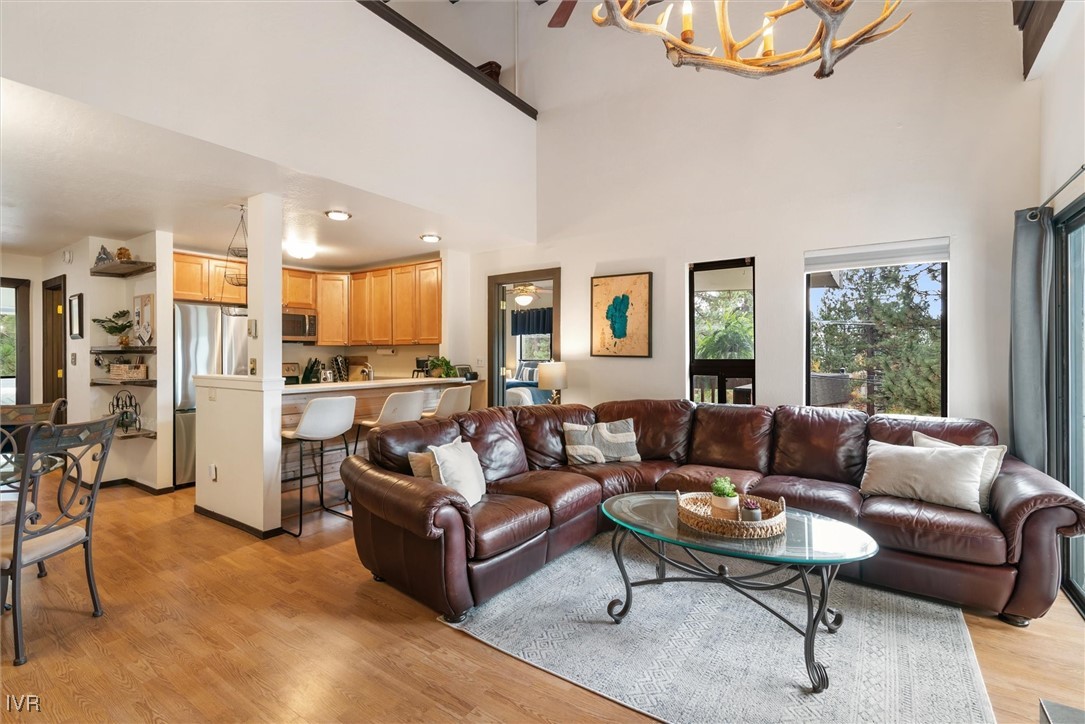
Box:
(2, 483), (1083, 722)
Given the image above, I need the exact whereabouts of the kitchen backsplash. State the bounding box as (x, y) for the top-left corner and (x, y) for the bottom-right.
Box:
(281, 344), (440, 378)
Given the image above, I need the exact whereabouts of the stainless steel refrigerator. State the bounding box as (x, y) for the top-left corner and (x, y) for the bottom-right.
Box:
(174, 303), (248, 485)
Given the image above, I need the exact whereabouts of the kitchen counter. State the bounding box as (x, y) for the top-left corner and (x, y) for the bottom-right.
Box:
(280, 377), (473, 395)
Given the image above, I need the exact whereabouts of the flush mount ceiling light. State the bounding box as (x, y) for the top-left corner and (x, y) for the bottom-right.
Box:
(324, 210), (352, 221)
(284, 238), (317, 260)
(589, 0), (909, 79)
(420, 234), (441, 244)
(512, 285), (535, 306)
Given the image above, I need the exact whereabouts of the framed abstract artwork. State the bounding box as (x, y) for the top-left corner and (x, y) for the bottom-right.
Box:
(590, 272), (652, 357)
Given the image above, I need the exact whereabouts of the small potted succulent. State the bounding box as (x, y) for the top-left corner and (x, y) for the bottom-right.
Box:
(710, 476), (739, 517)
(740, 497), (762, 522)
(92, 309), (134, 346)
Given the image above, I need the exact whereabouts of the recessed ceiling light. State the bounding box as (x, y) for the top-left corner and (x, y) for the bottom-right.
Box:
(420, 234), (441, 244)
(325, 210), (352, 221)
(284, 239), (317, 260)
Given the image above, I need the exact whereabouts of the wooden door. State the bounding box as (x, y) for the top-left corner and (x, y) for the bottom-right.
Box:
(391, 265), (418, 345)
(283, 269), (317, 309)
(415, 261), (442, 345)
(317, 273), (350, 346)
(208, 259), (247, 305)
(173, 253), (208, 301)
(42, 276), (66, 416)
(367, 268), (393, 346)
(349, 272), (370, 345)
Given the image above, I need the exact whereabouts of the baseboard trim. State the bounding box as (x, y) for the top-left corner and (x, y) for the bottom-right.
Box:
(99, 478), (174, 495)
(194, 505), (283, 539)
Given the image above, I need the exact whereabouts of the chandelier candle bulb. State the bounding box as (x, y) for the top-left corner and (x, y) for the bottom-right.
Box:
(681, 0), (693, 44)
(761, 17), (774, 57)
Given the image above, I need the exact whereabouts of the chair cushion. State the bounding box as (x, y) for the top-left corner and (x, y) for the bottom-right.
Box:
(487, 470), (602, 527)
(751, 475), (864, 524)
(452, 408), (530, 482)
(656, 465), (763, 494)
(771, 405), (868, 485)
(367, 418), (461, 475)
(0, 496), (34, 526)
(859, 495), (1007, 566)
(594, 399), (695, 463)
(867, 414), (998, 447)
(512, 404), (596, 470)
(470, 494), (551, 560)
(1, 524), (87, 568)
(560, 461), (678, 498)
(688, 404), (774, 474)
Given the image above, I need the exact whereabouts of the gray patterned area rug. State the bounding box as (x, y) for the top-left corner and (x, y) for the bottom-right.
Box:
(446, 534), (995, 723)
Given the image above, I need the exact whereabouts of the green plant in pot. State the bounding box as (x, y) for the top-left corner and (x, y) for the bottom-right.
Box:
(92, 309), (134, 346)
(710, 476), (739, 518)
(427, 356), (456, 378)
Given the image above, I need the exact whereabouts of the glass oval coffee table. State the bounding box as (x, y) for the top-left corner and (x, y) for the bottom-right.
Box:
(602, 491), (878, 693)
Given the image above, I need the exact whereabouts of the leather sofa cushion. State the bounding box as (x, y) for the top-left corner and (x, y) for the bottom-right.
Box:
(513, 404), (596, 470)
(594, 399), (695, 463)
(367, 418), (461, 475)
(859, 495), (1007, 566)
(470, 494), (551, 560)
(452, 408), (529, 483)
(488, 470), (602, 527)
(868, 414), (999, 447)
(771, 405), (868, 485)
(656, 465), (763, 494)
(751, 475), (863, 524)
(560, 461), (677, 498)
(689, 404), (773, 474)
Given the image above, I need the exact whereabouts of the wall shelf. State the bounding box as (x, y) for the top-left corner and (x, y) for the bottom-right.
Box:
(90, 379), (157, 388)
(115, 430), (157, 441)
(89, 260), (157, 278)
(91, 346), (156, 354)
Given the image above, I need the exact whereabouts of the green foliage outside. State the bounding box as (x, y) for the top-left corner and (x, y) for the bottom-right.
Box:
(0, 313), (15, 377)
(519, 334), (551, 361)
(693, 290), (754, 360)
(810, 263), (943, 416)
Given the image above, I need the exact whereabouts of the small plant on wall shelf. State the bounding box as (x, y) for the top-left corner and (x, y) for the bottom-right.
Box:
(92, 309), (134, 346)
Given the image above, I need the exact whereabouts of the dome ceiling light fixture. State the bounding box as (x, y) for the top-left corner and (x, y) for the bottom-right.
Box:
(589, 0), (910, 79)
(324, 210), (352, 221)
(420, 234), (441, 244)
(512, 285), (536, 306)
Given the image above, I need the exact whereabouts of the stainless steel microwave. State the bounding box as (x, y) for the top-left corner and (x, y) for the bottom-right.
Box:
(282, 307), (318, 343)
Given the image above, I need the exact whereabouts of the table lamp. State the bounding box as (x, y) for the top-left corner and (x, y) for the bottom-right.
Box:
(537, 361), (567, 404)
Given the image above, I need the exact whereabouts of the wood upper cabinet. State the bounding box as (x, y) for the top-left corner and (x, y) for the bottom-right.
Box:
(283, 269), (317, 309)
(349, 272), (370, 346)
(316, 273), (350, 347)
(415, 260), (442, 345)
(173, 252), (246, 304)
(391, 265), (418, 345)
(367, 268), (393, 346)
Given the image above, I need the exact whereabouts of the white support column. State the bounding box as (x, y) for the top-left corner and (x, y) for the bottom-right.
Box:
(246, 193), (283, 378)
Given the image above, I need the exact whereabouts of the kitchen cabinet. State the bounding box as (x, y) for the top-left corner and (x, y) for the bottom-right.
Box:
(349, 272), (370, 345)
(391, 261), (442, 345)
(368, 268), (393, 346)
(316, 273), (350, 346)
(283, 269), (317, 309)
(173, 252), (247, 305)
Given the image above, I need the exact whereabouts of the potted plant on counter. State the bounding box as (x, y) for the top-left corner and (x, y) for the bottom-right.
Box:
(740, 498), (762, 522)
(710, 477), (739, 518)
(427, 356), (456, 378)
(92, 309), (134, 347)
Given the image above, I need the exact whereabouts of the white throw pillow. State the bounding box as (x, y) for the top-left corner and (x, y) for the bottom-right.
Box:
(407, 451), (435, 480)
(860, 440), (989, 513)
(911, 431), (1007, 514)
(427, 437), (486, 507)
(563, 419), (640, 464)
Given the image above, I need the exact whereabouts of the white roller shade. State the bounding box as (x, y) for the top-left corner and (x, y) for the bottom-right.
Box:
(804, 237), (950, 273)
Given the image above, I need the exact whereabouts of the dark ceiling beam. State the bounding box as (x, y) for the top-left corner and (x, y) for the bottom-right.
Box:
(1011, 0), (1064, 77)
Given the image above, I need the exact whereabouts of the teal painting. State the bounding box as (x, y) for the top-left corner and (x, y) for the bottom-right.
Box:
(591, 272), (652, 357)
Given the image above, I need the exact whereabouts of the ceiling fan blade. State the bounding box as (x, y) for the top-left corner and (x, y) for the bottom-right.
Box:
(548, 0), (577, 28)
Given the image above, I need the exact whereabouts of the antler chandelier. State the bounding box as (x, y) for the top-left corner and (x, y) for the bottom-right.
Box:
(592, 0), (910, 79)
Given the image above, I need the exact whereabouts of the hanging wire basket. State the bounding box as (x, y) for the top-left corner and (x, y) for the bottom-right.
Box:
(225, 272), (248, 287)
(221, 205), (249, 290)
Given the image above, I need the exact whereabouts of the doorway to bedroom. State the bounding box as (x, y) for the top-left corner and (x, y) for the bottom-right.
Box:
(487, 268), (561, 407)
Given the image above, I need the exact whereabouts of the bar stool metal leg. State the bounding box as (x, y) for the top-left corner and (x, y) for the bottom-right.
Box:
(281, 438), (304, 538)
(319, 434), (353, 521)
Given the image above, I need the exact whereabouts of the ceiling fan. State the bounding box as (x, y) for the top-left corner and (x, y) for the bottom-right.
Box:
(506, 283), (553, 306)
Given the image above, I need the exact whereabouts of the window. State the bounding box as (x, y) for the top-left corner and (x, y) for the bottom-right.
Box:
(689, 258), (755, 404)
(0, 286), (15, 404)
(518, 333), (551, 361)
(0, 279), (30, 405)
(805, 239), (948, 416)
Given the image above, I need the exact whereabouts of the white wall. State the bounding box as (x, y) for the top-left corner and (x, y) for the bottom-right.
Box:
(0, 0), (537, 244)
(469, 1), (1040, 438)
(0, 252), (44, 402)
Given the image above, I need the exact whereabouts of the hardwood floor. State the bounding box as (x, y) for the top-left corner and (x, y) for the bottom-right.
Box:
(2, 483), (1083, 722)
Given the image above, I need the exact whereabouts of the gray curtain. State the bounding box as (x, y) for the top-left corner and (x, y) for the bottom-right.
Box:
(1009, 207), (1056, 471)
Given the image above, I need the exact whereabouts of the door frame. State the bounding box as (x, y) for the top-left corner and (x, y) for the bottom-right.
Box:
(688, 258), (756, 404)
(42, 275), (67, 413)
(486, 268), (561, 407)
(0, 277), (31, 404)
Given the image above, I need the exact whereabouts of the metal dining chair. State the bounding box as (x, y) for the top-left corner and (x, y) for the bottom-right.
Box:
(353, 390), (425, 457)
(1, 415), (119, 665)
(422, 386), (472, 419)
(281, 396), (357, 538)
(1, 400), (66, 452)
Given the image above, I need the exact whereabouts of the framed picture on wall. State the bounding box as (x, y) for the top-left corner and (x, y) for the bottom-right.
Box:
(590, 272), (652, 357)
(68, 293), (83, 340)
(133, 293), (154, 345)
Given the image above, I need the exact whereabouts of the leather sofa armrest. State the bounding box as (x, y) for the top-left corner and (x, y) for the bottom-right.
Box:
(989, 454), (1085, 563)
(341, 456), (476, 558)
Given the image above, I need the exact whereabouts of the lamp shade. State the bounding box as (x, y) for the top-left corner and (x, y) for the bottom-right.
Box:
(537, 361), (567, 391)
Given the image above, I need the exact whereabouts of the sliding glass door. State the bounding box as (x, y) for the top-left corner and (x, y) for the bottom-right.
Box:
(1065, 213), (1085, 608)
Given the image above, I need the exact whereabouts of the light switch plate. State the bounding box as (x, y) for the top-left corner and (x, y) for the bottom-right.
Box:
(71, 352), (77, 365)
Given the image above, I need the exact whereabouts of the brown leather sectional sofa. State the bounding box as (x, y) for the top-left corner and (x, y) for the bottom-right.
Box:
(341, 400), (1085, 626)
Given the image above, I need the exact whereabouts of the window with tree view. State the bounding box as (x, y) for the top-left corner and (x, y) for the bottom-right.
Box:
(519, 334), (551, 362)
(807, 262), (946, 416)
(690, 259), (755, 404)
(0, 287), (16, 405)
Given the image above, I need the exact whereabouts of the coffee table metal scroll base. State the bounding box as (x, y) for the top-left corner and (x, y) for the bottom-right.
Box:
(606, 527), (843, 693)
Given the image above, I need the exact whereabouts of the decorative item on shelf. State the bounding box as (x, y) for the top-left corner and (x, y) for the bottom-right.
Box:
(740, 498), (763, 522)
(108, 353), (148, 381)
(132, 293), (155, 346)
(588, 0), (909, 80)
(591, 272), (652, 358)
(108, 390), (142, 434)
(427, 356), (456, 378)
(92, 309), (134, 347)
(677, 491), (787, 539)
(223, 204), (248, 289)
(93, 245), (116, 267)
(115, 247), (132, 261)
(709, 476), (739, 519)
(538, 361), (567, 404)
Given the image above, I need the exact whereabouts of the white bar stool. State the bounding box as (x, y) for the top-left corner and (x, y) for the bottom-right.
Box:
(281, 396), (356, 537)
(422, 385), (472, 419)
(353, 390), (425, 457)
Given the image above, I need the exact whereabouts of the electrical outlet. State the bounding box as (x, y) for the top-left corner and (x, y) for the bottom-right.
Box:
(208, 464), (217, 482)
(208, 388), (217, 402)
(71, 352), (77, 365)
(476, 358), (484, 368)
